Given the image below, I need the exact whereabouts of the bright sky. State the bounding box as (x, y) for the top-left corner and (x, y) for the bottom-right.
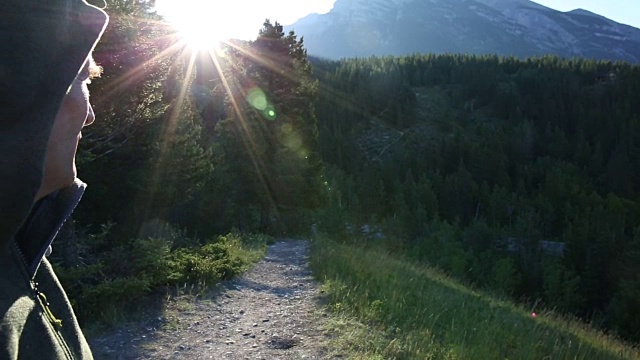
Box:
(532, 0), (640, 28)
(156, 0), (337, 42)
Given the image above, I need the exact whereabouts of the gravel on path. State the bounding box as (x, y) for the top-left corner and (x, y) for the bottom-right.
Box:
(90, 239), (331, 359)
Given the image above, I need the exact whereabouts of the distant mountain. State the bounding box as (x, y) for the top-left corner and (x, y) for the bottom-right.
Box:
(285, 0), (640, 62)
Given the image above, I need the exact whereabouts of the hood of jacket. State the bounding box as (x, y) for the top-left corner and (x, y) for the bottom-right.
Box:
(0, 1), (108, 249)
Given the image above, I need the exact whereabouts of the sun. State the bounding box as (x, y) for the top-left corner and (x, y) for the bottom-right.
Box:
(156, 0), (241, 50)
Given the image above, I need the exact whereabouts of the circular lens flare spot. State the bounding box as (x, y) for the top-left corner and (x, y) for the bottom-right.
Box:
(247, 88), (268, 111)
(283, 131), (303, 151)
(264, 105), (277, 121)
(298, 148), (309, 159)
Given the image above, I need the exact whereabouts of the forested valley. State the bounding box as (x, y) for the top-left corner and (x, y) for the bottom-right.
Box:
(312, 54), (640, 342)
(61, 0), (640, 348)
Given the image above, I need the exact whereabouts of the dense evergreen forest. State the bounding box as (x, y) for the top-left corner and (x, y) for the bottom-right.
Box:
(312, 54), (640, 341)
(61, 0), (640, 344)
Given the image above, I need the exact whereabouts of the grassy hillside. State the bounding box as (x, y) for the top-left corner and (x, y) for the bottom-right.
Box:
(311, 235), (639, 359)
(312, 55), (640, 341)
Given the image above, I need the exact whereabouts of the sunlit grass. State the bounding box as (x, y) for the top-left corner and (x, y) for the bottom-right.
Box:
(222, 232), (270, 271)
(311, 235), (640, 359)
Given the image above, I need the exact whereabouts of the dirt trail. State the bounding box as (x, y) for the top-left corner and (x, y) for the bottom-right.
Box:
(90, 239), (331, 359)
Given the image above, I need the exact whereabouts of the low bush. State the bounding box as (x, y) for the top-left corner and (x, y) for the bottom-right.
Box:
(55, 230), (268, 327)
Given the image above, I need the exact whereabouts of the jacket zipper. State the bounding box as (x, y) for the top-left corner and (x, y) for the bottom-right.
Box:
(32, 281), (64, 329)
(13, 241), (73, 359)
(14, 242), (64, 329)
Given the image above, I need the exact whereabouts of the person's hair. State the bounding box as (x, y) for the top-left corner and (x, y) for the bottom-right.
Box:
(88, 56), (102, 79)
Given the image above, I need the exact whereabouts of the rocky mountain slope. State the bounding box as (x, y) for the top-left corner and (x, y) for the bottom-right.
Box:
(285, 0), (640, 62)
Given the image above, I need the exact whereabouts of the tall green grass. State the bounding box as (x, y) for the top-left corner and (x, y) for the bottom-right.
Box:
(311, 235), (639, 359)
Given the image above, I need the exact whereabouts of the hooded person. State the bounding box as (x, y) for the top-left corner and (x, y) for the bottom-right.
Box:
(0, 1), (108, 358)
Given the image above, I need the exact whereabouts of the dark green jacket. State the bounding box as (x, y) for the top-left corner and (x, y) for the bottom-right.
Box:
(0, 1), (107, 359)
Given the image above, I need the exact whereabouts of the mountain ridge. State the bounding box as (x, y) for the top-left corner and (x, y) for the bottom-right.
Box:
(285, 0), (640, 62)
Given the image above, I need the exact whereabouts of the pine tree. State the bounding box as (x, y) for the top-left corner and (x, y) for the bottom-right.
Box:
(202, 20), (325, 233)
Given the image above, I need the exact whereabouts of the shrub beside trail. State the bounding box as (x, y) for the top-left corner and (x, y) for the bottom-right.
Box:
(55, 230), (269, 328)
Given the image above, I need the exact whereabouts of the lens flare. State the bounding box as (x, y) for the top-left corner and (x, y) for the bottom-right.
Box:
(264, 105), (277, 121)
(247, 87), (268, 111)
(283, 132), (303, 151)
(246, 87), (277, 120)
(298, 148), (309, 159)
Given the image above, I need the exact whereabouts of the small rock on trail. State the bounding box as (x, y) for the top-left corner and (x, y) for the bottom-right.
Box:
(90, 239), (330, 359)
